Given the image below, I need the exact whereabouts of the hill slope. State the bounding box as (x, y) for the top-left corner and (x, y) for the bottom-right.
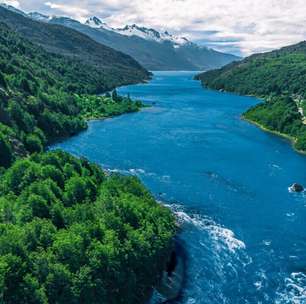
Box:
(0, 22), (144, 168)
(196, 42), (306, 152)
(175, 43), (240, 71)
(0, 6), (150, 89)
(196, 42), (306, 96)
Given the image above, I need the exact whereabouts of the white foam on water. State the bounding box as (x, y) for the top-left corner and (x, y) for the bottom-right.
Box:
(272, 164), (282, 170)
(275, 272), (306, 304)
(129, 168), (146, 175)
(168, 204), (246, 253)
(152, 204), (257, 304)
(253, 270), (268, 292)
(262, 240), (272, 246)
(105, 167), (158, 178)
(104, 166), (130, 175)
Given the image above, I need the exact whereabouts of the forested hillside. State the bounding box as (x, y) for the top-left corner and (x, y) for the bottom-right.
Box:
(196, 41), (306, 152)
(196, 41), (306, 96)
(0, 6), (150, 88)
(0, 23), (143, 168)
(0, 151), (176, 303)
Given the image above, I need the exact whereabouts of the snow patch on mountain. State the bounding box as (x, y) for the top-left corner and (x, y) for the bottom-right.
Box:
(115, 24), (191, 47)
(28, 12), (51, 22)
(85, 16), (115, 31)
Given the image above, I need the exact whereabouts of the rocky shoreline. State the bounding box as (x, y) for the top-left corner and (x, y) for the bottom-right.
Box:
(156, 242), (186, 302)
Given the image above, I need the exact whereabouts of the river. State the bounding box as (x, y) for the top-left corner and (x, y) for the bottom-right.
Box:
(52, 71), (306, 303)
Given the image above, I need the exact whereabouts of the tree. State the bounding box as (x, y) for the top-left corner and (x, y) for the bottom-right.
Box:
(112, 89), (119, 102)
(25, 133), (43, 153)
(0, 72), (7, 89)
(0, 134), (13, 168)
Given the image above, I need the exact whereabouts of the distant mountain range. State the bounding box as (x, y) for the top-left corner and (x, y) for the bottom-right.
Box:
(0, 5), (150, 90)
(0, 3), (240, 71)
(51, 16), (241, 71)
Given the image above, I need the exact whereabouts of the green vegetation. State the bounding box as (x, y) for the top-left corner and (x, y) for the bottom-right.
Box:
(0, 23), (144, 167)
(244, 96), (306, 151)
(196, 41), (306, 152)
(0, 151), (176, 304)
(75, 92), (143, 120)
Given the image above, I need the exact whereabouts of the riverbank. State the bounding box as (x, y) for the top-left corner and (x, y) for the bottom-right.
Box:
(242, 115), (306, 155)
(196, 77), (306, 155)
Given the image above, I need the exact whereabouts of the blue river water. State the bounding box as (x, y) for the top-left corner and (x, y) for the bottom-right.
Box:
(52, 72), (306, 303)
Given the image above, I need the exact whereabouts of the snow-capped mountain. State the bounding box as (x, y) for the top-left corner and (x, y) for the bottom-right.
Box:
(84, 18), (192, 48)
(85, 16), (113, 31)
(1, 4), (240, 71)
(57, 15), (240, 70)
(115, 24), (191, 47)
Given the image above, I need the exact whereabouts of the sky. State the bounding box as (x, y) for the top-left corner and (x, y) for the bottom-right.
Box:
(1, 0), (306, 56)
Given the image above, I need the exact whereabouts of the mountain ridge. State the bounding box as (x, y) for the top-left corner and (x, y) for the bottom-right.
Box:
(21, 8), (240, 71)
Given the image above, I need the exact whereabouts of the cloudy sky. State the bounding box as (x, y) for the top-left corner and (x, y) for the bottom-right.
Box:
(2, 0), (306, 56)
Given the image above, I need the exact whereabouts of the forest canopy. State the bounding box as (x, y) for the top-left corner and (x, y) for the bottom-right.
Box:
(0, 151), (176, 304)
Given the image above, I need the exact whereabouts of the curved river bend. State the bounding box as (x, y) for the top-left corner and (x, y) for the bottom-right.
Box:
(52, 72), (306, 303)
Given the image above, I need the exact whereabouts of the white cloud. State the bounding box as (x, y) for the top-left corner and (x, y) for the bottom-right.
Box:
(5, 0), (306, 56)
(0, 0), (20, 7)
(44, 1), (89, 22)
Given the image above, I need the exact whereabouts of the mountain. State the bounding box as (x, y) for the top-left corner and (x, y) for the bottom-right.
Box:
(28, 12), (239, 70)
(196, 41), (306, 152)
(0, 6), (150, 89)
(175, 43), (241, 72)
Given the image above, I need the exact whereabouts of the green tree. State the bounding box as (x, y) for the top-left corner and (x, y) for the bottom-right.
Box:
(0, 134), (13, 168)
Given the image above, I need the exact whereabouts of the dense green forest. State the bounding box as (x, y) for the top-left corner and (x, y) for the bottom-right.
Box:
(0, 23), (143, 168)
(196, 41), (306, 152)
(0, 6), (150, 90)
(0, 151), (176, 303)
